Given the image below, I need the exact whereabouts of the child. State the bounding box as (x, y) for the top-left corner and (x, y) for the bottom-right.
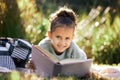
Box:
(27, 6), (87, 70)
(38, 6), (87, 61)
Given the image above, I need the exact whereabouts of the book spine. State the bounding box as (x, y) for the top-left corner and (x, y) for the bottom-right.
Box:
(52, 63), (62, 76)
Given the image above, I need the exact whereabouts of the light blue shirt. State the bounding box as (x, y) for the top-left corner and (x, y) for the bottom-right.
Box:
(38, 38), (87, 61)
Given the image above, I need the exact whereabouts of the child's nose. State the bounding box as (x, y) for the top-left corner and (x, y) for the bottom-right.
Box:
(60, 39), (67, 45)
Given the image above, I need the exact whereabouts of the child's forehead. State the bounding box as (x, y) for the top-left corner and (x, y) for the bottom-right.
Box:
(50, 27), (74, 38)
(51, 22), (75, 32)
(53, 27), (74, 35)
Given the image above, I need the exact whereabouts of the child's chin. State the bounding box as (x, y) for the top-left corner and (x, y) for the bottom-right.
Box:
(56, 50), (65, 53)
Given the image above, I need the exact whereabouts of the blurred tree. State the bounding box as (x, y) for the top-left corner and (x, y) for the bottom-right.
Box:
(17, 0), (49, 44)
(0, 0), (25, 38)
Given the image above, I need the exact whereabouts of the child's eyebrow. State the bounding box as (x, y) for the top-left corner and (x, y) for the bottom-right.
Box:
(56, 35), (61, 38)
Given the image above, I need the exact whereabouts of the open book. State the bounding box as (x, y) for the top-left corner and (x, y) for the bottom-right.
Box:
(32, 45), (93, 77)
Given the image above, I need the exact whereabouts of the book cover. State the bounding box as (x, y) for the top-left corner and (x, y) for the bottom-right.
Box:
(32, 45), (92, 77)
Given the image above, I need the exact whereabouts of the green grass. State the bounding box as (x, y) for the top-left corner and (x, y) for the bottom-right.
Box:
(0, 70), (106, 80)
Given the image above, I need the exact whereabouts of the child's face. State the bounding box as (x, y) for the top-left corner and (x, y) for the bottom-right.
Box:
(48, 27), (74, 54)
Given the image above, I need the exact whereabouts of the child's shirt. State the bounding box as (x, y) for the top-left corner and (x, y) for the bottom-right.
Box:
(38, 38), (87, 61)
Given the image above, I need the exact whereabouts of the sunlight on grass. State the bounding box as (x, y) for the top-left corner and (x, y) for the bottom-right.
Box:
(10, 71), (20, 80)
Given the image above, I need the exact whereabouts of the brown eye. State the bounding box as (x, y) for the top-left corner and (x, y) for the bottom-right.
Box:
(66, 37), (70, 40)
(56, 36), (60, 39)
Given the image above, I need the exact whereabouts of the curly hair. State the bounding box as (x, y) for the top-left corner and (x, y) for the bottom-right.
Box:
(49, 6), (77, 32)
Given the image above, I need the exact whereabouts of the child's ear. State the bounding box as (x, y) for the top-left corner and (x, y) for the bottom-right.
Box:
(47, 31), (52, 39)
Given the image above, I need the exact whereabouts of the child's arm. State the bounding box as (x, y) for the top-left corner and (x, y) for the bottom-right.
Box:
(70, 41), (87, 60)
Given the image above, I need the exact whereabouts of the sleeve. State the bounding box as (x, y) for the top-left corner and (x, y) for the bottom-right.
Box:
(70, 42), (87, 60)
(38, 38), (50, 51)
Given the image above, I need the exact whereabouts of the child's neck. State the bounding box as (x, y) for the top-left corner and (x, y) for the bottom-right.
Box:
(55, 51), (63, 55)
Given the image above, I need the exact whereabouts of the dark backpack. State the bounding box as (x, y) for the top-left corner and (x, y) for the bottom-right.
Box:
(0, 37), (32, 70)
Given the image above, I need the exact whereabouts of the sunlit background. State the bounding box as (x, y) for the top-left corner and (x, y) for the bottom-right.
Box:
(0, 0), (120, 65)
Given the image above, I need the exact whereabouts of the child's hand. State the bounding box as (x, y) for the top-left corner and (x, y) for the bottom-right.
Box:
(26, 59), (36, 71)
(84, 72), (91, 78)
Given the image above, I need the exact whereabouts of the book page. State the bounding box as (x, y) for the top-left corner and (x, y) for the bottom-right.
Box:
(60, 59), (93, 77)
(60, 59), (92, 65)
(32, 45), (61, 77)
(34, 45), (59, 63)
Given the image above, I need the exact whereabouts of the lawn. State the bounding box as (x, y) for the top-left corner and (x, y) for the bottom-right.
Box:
(0, 64), (120, 80)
